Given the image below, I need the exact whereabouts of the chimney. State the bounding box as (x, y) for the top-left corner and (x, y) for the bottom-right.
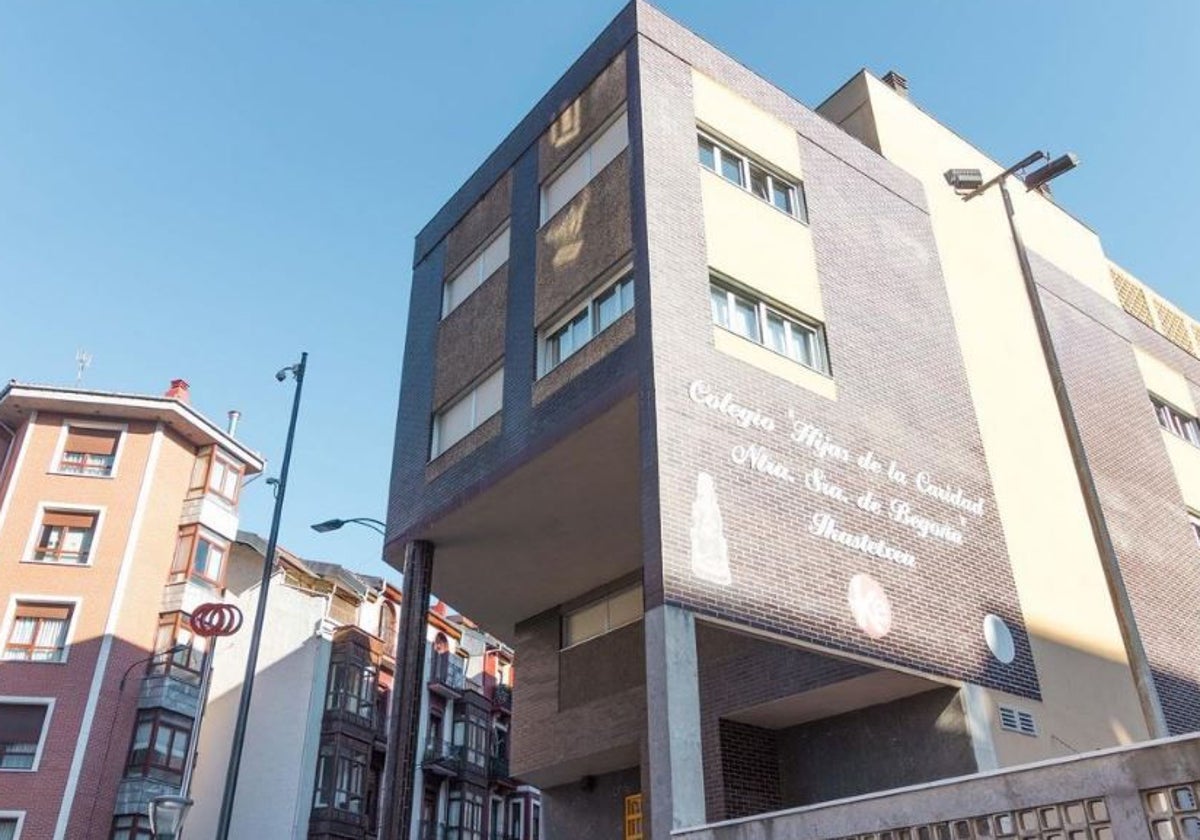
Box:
(881, 70), (909, 98)
(226, 410), (241, 437)
(432, 601), (448, 616)
(165, 379), (191, 403)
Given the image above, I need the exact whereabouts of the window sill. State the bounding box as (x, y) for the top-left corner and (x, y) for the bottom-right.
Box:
(47, 470), (116, 480)
(0, 657), (68, 666)
(0, 767), (38, 773)
(21, 558), (94, 568)
(700, 167), (809, 226)
(712, 326), (837, 401)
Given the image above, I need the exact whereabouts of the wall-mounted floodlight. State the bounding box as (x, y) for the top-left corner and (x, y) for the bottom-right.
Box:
(1022, 153), (1079, 191)
(944, 168), (984, 191)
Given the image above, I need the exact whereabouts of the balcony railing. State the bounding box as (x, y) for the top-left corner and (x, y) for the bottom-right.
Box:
(428, 653), (466, 695)
(423, 739), (465, 775)
(493, 683), (512, 711)
(489, 754), (510, 780)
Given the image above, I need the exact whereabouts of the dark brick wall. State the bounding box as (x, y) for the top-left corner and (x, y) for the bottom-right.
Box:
(539, 52), (627, 180)
(718, 720), (781, 819)
(535, 150), (633, 325)
(1031, 253), (1200, 734)
(510, 609), (645, 780)
(634, 32), (1039, 700)
(775, 687), (976, 807)
(541, 765), (641, 840)
(434, 265), (507, 409)
(445, 170), (512, 275)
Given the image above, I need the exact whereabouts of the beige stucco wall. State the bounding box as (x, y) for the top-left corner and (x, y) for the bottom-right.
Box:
(693, 71), (801, 179)
(820, 73), (1149, 763)
(711, 329), (837, 401)
(1132, 348), (1200, 509)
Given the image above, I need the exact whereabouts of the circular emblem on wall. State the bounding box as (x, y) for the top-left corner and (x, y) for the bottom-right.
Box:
(848, 573), (892, 640)
(983, 614), (1015, 664)
(190, 603), (245, 638)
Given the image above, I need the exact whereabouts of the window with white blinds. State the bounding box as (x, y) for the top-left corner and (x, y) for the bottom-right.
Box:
(431, 368), (504, 458)
(540, 111), (628, 224)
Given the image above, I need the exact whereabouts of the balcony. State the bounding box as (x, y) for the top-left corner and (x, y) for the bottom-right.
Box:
(428, 653), (466, 697)
(421, 823), (446, 840)
(493, 684), (512, 711)
(489, 754), (513, 786)
(423, 739), (465, 776)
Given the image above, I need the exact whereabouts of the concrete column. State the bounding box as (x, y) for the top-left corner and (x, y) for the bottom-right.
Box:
(644, 604), (706, 839)
(384, 540), (435, 840)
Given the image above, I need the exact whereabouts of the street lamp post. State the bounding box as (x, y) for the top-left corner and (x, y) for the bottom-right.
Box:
(311, 517), (386, 536)
(946, 156), (1169, 740)
(214, 352), (309, 840)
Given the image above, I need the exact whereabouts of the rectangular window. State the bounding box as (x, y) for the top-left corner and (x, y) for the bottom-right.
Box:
(698, 133), (808, 223)
(541, 111), (628, 224)
(509, 800), (525, 840)
(0, 701), (51, 770)
(170, 525), (229, 587)
(531, 803), (541, 840)
(110, 814), (153, 840)
(1151, 395), (1200, 447)
(207, 451), (243, 504)
(125, 708), (193, 784)
(0, 816), (20, 840)
(452, 707), (489, 771)
(3, 603), (73, 663)
(444, 226), (511, 317)
(326, 662), (376, 725)
(562, 584), (643, 648)
(542, 272), (634, 375)
(32, 510), (97, 565)
(313, 738), (369, 814)
(710, 280), (828, 373)
(431, 368), (504, 459)
(624, 794), (644, 840)
(58, 427), (120, 477)
(149, 612), (208, 683)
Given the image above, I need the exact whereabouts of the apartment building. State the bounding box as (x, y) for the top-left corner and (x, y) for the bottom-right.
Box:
(382, 3), (1200, 839)
(184, 533), (536, 840)
(0, 380), (263, 840)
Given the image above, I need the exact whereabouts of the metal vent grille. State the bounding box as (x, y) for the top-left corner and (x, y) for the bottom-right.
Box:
(999, 705), (1038, 736)
(1112, 269), (1156, 328)
(1152, 298), (1197, 355)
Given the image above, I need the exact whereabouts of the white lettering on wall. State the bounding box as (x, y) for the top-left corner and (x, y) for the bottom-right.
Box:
(689, 380), (776, 432)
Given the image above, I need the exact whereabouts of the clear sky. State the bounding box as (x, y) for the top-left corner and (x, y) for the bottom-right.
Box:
(3, 1), (1198, 584)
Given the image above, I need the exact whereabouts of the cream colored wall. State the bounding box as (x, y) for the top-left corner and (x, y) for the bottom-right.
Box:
(693, 70), (827, 398)
(1132, 348), (1200, 510)
(1164, 436), (1200, 511)
(829, 73), (1149, 763)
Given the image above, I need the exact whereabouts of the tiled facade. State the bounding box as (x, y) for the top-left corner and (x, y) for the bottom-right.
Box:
(384, 2), (1200, 838)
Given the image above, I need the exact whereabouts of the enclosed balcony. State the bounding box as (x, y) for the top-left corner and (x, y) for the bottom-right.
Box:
(424, 738), (465, 777)
(429, 652), (466, 697)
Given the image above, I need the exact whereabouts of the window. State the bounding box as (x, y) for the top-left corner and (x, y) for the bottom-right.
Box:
(563, 584), (643, 648)
(57, 426), (120, 477)
(509, 800), (524, 840)
(453, 707), (489, 771)
(126, 708), (192, 784)
(31, 510), (97, 565)
(326, 662), (376, 724)
(624, 794), (644, 840)
(4, 603), (73, 663)
(698, 133), (808, 223)
(313, 738), (369, 814)
(379, 602), (398, 656)
(1152, 396), (1200, 447)
(710, 280), (828, 373)
(170, 525), (229, 587)
(0, 702), (50, 771)
(207, 451), (242, 503)
(431, 368), (504, 459)
(448, 787), (484, 840)
(444, 226), (511, 317)
(531, 803), (541, 840)
(541, 111), (628, 224)
(542, 272), (634, 374)
(0, 816), (20, 840)
(149, 612), (208, 683)
(110, 814), (152, 840)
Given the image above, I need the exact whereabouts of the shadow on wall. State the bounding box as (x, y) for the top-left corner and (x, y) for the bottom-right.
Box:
(0, 630), (162, 840)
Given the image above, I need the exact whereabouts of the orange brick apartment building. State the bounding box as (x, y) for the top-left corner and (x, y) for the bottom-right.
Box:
(0, 381), (263, 839)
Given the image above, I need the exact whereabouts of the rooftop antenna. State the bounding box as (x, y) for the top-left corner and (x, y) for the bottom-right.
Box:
(75, 349), (92, 385)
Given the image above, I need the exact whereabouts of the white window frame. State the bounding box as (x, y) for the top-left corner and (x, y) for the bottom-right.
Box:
(538, 266), (635, 376)
(1189, 510), (1200, 549)
(561, 583), (644, 650)
(443, 224), (511, 318)
(1151, 395), (1200, 447)
(540, 109), (629, 225)
(709, 278), (829, 375)
(697, 131), (808, 223)
(48, 419), (127, 480)
(509, 799), (525, 840)
(0, 595), (81, 665)
(0, 811), (25, 839)
(21, 502), (106, 568)
(0, 697), (54, 772)
(430, 367), (504, 460)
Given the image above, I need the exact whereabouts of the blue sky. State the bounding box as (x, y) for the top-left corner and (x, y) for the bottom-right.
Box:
(3, 1), (1198, 583)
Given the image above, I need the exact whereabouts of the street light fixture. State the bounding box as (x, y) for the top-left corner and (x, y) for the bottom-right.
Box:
(311, 516), (387, 536)
(149, 795), (192, 840)
(943, 150), (1169, 741)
